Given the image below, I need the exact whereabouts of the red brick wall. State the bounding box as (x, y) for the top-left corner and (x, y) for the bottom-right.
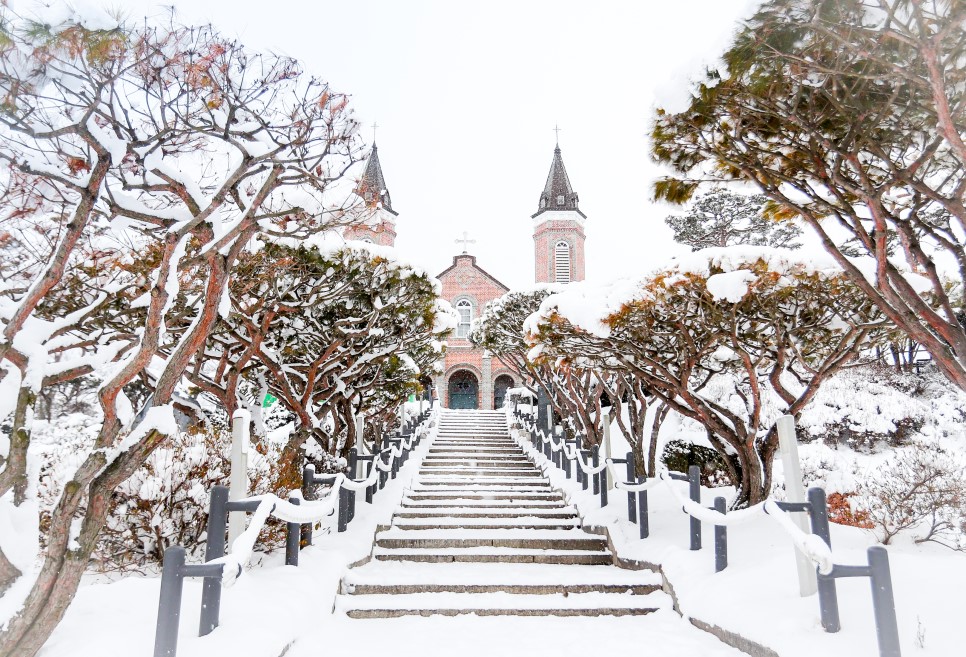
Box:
(344, 219), (397, 247)
(436, 255), (512, 410)
(533, 216), (586, 283)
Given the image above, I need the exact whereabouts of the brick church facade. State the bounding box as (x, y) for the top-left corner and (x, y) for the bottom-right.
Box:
(346, 141), (586, 409)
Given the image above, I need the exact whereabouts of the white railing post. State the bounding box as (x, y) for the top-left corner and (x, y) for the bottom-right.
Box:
(355, 413), (366, 457)
(777, 414), (818, 597)
(228, 409), (251, 548)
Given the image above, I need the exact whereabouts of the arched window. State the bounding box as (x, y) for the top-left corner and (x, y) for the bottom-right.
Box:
(554, 241), (571, 284)
(456, 299), (473, 338)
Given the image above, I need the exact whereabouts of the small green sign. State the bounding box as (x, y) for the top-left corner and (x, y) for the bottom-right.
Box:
(408, 393), (416, 402)
(262, 393), (278, 408)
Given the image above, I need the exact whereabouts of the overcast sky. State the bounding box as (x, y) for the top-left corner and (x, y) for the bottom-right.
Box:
(116, 0), (760, 285)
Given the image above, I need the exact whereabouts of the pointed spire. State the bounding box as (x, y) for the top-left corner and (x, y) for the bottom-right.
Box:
(356, 143), (397, 215)
(534, 144), (583, 218)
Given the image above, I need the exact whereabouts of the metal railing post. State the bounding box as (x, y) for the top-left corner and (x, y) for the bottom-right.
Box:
(867, 547), (901, 657)
(638, 482), (649, 539)
(154, 546), (187, 657)
(625, 452), (636, 523)
(591, 445), (600, 496)
(714, 496), (727, 572)
(285, 495), (300, 567)
(200, 485), (228, 636)
(301, 465), (315, 547)
(338, 486), (350, 532)
(599, 451), (608, 508)
(689, 465), (701, 551)
(808, 486), (841, 633)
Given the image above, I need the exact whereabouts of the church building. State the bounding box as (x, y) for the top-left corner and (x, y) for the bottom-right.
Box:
(435, 143), (587, 409)
(346, 140), (587, 410)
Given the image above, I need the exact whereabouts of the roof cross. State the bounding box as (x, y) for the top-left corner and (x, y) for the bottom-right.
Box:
(372, 121), (379, 142)
(554, 123), (562, 145)
(455, 231), (476, 254)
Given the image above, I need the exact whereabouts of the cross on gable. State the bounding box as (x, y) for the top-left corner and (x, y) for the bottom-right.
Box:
(455, 231), (476, 254)
(554, 124), (562, 144)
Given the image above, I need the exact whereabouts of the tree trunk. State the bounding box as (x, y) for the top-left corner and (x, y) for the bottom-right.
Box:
(0, 548), (21, 596)
(646, 402), (669, 477)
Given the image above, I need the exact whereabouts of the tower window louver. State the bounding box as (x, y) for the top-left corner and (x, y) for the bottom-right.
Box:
(554, 241), (571, 283)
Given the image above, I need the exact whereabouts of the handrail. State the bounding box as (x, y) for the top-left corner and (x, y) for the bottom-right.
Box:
(509, 408), (901, 657)
(153, 406), (435, 657)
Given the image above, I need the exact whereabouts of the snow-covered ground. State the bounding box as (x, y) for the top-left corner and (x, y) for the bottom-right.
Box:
(30, 402), (966, 657)
(515, 421), (965, 657)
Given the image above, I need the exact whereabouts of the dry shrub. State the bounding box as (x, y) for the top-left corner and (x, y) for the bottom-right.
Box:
(94, 425), (285, 571)
(826, 492), (873, 529)
(856, 442), (966, 550)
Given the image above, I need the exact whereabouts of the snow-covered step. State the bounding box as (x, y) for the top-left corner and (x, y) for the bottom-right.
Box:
(394, 508), (578, 519)
(400, 500), (569, 509)
(419, 463), (543, 477)
(342, 561), (661, 592)
(337, 591), (671, 618)
(421, 459), (533, 465)
(372, 547), (613, 565)
(407, 486), (561, 493)
(416, 478), (549, 485)
(421, 457), (531, 463)
(392, 518), (581, 530)
(375, 528), (608, 551)
(404, 494), (564, 503)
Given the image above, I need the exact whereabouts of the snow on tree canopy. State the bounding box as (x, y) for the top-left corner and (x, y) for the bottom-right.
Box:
(529, 245), (928, 338)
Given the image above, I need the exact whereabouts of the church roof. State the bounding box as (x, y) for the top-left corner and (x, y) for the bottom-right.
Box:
(356, 144), (397, 216)
(533, 145), (585, 219)
(436, 254), (510, 294)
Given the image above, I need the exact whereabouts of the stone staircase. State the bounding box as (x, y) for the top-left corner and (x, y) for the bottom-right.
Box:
(336, 409), (669, 618)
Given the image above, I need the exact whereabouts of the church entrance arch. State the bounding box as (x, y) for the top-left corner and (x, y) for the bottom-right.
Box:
(493, 374), (514, 409)
(448, 370), (479, 409)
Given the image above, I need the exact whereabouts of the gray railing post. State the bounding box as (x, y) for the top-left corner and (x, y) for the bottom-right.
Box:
(714, 496), (727, 572)
(638, 481), (649, 539)
(154, 546), (187, 657)
(591, 445), (600, 496)
(599, 451), (608, 508)
(285, 495), (300, 567)
(338, 486), (350, 532)
(301, 465), (316, 547)
(689, 464), (701, 551)
(625, 452), (636, 523)
(563, 442), (572, 479)
(363, 458), (375, 504)
(867, 547), (901, 657)
(347, 448), (358, 523)
(200, 485), (228, 636)
(379, 449), (389, 489)
(808, 486), (841, 633)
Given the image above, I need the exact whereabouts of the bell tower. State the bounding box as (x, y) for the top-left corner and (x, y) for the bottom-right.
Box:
(532, 143), (586, 283)
(345, 143), (398, 246)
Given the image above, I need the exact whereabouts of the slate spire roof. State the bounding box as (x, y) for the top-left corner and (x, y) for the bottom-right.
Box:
(356, 144), (397, 215)
(534, 144), (584, 219)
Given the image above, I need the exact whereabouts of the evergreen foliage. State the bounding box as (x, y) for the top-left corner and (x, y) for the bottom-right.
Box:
(650, 0), (966, 391)
(665, 188), (802, 251)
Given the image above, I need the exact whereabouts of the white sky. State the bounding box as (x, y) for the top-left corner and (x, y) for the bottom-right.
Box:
(116, 0), (760, 286)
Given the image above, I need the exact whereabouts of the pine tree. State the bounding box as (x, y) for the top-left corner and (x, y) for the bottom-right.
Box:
(664, 188), (802, 251)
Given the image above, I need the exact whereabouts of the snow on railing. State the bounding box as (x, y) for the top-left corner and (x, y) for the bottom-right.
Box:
(511, 409), (901, 657)
(153, 407), (435, 657)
